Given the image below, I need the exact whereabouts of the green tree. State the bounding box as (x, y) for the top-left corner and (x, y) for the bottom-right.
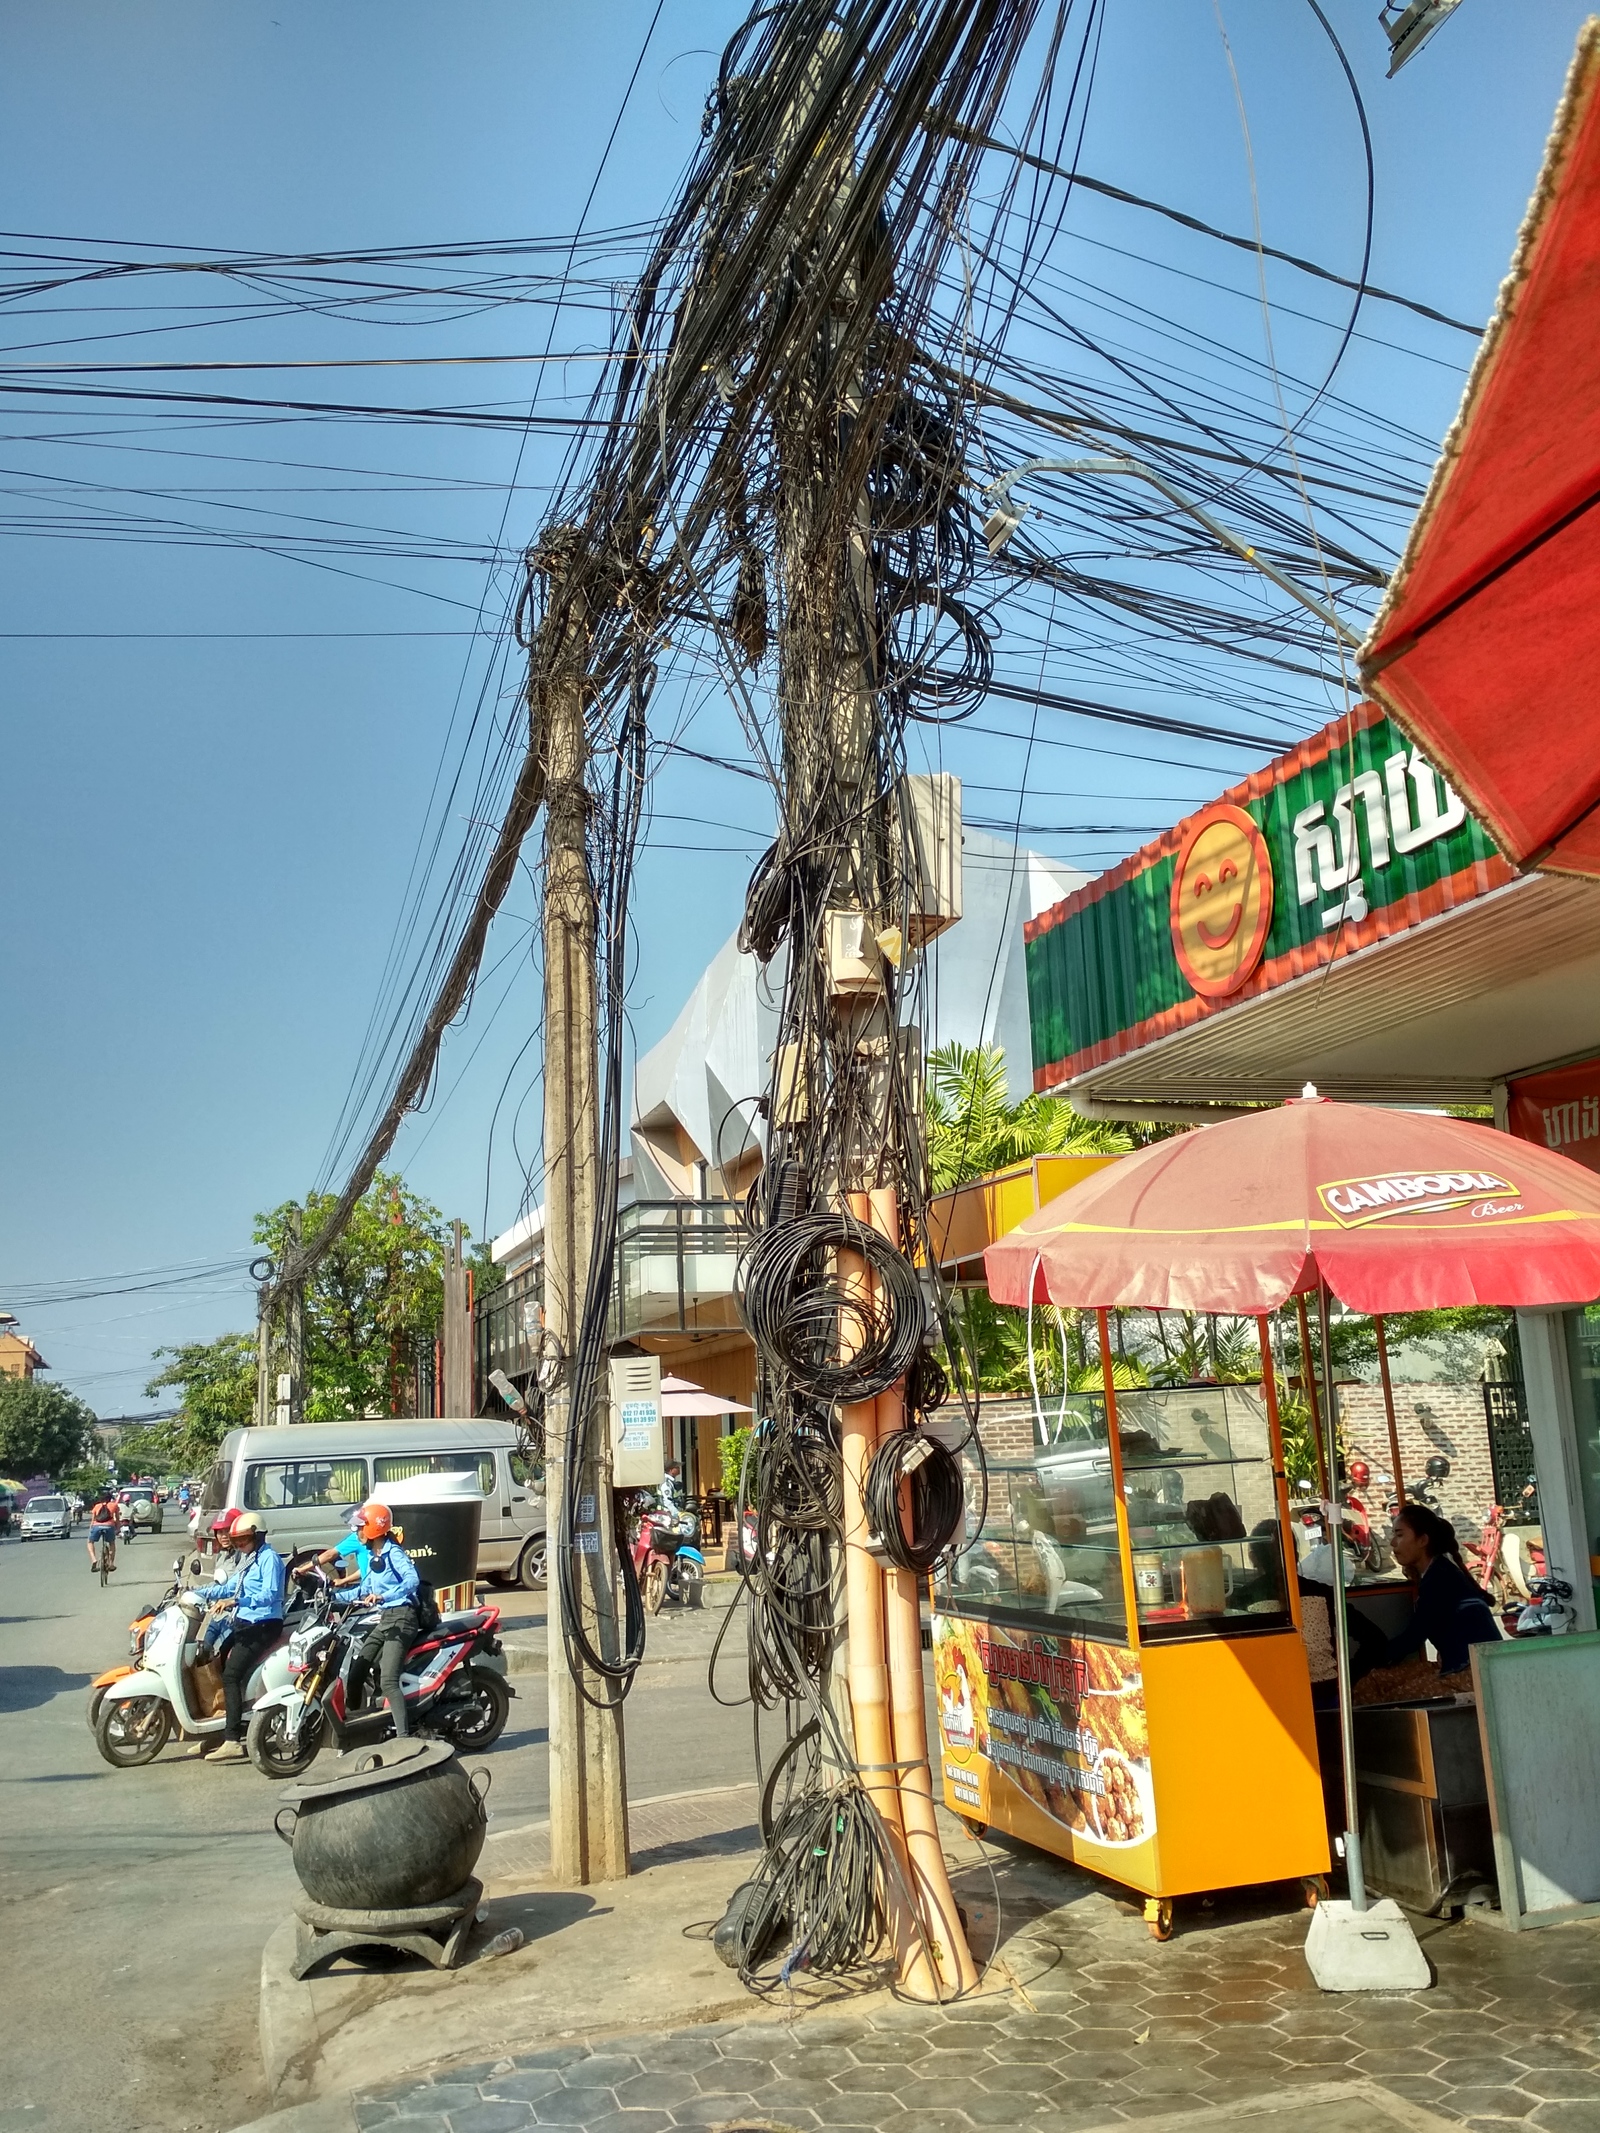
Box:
(256, 1172), (450, 1420)
(0, 1376), (97, 1479)
(144, 1332), (258, 1469)
(925, 1043), (1130, 1192)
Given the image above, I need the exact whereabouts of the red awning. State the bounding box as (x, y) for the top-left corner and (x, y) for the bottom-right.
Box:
(1360, 22), (1600, 877)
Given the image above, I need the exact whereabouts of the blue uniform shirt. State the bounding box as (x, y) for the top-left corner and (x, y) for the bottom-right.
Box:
(204, 1541), (287, 1624)
(358, 1537), (420, 1610)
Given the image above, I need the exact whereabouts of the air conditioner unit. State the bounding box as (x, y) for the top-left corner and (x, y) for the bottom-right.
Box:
(897, 773), (962, 946)
(609, 1354), (664, 1487)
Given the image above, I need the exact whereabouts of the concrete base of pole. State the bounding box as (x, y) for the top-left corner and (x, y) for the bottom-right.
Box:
(1304, 1898), (1432, 1992)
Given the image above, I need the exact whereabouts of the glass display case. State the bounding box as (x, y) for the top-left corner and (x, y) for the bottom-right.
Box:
(939, 1392), (1127, 1637)
(1114, 1385), (1291, 1639)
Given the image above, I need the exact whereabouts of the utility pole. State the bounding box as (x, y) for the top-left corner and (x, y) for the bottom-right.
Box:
(442, 1219), (472, 1415)
(536, 526), (630, 1885)
(773, 48), (973, 2001)
(257, 1205), (305, 1426)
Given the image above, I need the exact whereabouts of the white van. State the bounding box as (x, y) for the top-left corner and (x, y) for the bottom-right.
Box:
(199, 1419), (546, 1589)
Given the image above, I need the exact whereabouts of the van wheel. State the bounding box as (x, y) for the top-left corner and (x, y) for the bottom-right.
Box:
(516, 1536), (547, 1591)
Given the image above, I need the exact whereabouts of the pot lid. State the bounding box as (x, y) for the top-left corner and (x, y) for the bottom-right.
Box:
(277, 1736), (457, 1811)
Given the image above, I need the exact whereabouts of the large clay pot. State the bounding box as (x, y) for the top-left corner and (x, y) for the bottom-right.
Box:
(273, 1739), (487, 1909)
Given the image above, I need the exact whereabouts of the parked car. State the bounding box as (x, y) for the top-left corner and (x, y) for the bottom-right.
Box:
(19, 1493), (72, 1540)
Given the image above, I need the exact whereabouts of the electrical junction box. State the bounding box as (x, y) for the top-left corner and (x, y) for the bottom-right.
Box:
(609, 1353), (664, 1488)
(827, 907), (886, 998)
(897, 772), (962, 946)
(768, 1040), (811, 1124)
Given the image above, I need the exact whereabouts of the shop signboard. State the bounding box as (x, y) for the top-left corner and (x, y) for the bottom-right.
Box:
(1026, 701), (1512, 1091)
(1508, 1057), (1600, 1176)
(933, 1612), (1156, 1871)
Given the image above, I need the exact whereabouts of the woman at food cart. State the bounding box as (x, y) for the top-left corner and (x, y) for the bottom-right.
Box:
(1383, 1504), (1500, 1672)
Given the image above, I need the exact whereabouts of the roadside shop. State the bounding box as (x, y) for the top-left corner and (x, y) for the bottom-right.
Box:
(1020, 693), (1600, 1638)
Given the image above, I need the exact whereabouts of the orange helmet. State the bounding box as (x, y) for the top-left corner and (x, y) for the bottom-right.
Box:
(356, 1500), (393, 1543)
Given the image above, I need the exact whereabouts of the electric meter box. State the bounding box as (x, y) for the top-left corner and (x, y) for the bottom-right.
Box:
(609, 1354), (664, 1487)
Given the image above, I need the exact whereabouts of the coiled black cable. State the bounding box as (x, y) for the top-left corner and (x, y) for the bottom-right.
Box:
(736, 1211), (925, 1404)
(865, 1425), (966, 1574)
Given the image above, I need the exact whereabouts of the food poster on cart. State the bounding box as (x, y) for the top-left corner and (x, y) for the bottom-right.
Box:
(934, 1611), (1158, 1882)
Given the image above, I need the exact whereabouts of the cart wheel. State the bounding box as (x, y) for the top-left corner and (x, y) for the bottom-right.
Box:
(958, 1815), (987, 1841)
(1302, 1875), (1329, 1909)
(1144, 1897), (1173, 1942)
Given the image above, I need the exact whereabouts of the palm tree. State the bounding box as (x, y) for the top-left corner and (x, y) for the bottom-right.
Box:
(925, 1042), (1130, 1192)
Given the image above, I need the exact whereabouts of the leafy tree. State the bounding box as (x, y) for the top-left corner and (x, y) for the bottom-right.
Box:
(0, 1376), (97, 1480)
(255, 1172), (450, 1420)
(144, 1332), (258, 1469)
(925, 1043), (1130, 1191)
(719, 1426), (754, 1502)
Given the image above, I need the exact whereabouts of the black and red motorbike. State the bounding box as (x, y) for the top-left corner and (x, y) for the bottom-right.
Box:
(245, 1564), (512, 1778)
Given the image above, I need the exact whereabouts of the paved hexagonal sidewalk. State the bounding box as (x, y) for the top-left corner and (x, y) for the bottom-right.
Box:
(346, 1880), (1600, 2133)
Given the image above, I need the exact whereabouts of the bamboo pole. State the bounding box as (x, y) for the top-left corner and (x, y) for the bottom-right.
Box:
(1374, 1316), (1406, 1508)
(838, 1195), (924, 1992)
(872, 1185), (976, 1999)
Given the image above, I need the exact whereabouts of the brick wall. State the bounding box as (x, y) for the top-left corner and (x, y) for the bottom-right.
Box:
(1337, 1382), (1498, 1542)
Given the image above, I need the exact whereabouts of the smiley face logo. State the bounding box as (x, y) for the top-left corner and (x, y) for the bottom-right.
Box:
(1169, 802), (1273, 999)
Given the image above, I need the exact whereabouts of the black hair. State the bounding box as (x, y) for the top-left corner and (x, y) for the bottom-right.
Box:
(1394, 1501), (1465, 1570)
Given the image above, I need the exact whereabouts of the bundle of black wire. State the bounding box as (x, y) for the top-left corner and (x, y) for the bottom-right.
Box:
(736, 1211), (924, 1405)
(864, 1425), (965, 1574)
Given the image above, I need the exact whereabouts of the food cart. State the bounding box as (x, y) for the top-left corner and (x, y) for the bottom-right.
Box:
(933, 1342), (1329, 1938)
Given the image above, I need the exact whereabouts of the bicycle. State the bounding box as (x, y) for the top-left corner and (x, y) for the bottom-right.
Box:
(91, 1531), (116, 1585)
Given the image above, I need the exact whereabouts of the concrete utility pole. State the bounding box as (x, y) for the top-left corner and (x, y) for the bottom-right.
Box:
(536, 526), (630, 1885)
(442, 1219), (473, 1415)
(257, 1206), (306, 1427)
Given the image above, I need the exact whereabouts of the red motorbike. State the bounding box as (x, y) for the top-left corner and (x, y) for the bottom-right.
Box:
(246, 1565), (513, 1777)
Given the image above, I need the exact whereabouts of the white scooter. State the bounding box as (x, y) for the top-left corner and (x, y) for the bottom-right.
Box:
(94, 1551), (308, 1768)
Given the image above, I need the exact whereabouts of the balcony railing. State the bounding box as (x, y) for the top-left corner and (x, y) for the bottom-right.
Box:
(611, 1199), (745, 1341)
(474, 1261), (546, 1394)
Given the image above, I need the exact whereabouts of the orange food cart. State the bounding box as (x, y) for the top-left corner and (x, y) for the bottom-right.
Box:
(932, 1335), (1329, 1938)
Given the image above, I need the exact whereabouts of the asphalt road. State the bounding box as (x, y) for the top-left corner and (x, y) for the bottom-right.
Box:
(0, 1524), (754, 2133)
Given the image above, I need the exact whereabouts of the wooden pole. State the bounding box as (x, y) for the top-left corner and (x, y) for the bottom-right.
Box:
(1296, 1292), (1331, 1502)
(1374, 1315), (1406, 1508)
(1257, 1316), (1303, 1633)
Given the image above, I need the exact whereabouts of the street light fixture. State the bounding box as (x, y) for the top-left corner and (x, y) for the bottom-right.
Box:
(1379, 1), (1464, 78)
(980, 452), (1364, 649)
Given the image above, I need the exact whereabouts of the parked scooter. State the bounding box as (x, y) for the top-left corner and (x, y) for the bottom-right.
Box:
(93, 1551), (311, 1767)
(633, 1504), (706, 1614)
(247, 1563), (512, 1778)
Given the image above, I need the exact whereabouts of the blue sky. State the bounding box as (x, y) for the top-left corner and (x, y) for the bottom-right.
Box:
(1, 0), (1592, 1413)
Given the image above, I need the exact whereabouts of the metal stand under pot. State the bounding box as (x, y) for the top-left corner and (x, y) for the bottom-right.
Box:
(272, 1738), (490, 1979)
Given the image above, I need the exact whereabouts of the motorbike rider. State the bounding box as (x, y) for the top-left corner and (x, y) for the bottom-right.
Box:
(195, 1510), (243, 1662)
(336, 1502), (421, 1739)
(87, 1491), (119, 1572)
(186, 1509), (286, 1762)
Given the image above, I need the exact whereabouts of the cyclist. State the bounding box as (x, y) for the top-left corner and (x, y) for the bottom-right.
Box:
(87, 1492), (119, 1574)
(336, 1502), (420, 1739)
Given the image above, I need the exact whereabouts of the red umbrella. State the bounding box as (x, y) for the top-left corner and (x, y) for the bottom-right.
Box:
(984, 1094), (1600, 1315)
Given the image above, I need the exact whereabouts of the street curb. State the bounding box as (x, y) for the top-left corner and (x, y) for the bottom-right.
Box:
(502, 1639), (546, 1674)
(261, 1917), (324, 2107)
(232, 2095), (359, 2133)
